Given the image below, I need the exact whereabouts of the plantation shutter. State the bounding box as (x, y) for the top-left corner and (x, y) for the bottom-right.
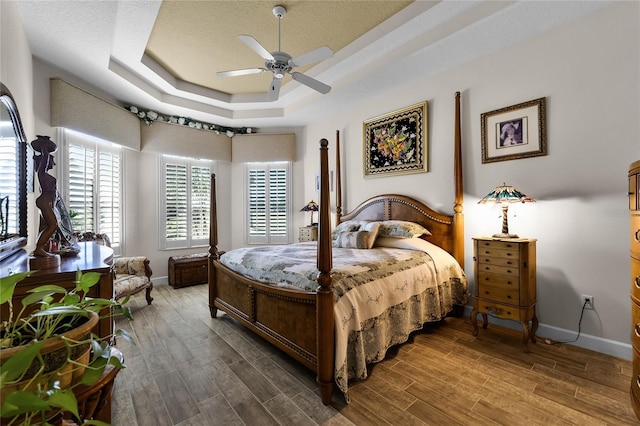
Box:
(246, 162), (290, 244)
(0, 138), (18, 235)
(190, 165), (210, 244)
(269, 167), (287, 239)
(98, 151), (121, 246)
(64, 130), (123, 255)
(161, 156), (213, 249)
(165, 163), (188, 244)
(68, 143), (96, 233)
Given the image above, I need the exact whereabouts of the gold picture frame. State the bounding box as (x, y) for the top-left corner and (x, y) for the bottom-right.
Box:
(363, 101), (427, 177)
(481, 97), (547, 163)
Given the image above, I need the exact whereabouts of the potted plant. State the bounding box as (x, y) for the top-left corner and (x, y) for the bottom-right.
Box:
(0, 269), (134, 425)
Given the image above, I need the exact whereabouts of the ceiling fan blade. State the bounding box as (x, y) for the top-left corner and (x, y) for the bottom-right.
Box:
(289, 46), (333, 68)
(266, 77), (282, 101)
(238, 35), (274, 61)
(290, 72), (331, 94)
(217, 68), (267, 78)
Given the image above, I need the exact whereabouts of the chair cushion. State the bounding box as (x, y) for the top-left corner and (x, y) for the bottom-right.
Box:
(114, 274), (150, 297)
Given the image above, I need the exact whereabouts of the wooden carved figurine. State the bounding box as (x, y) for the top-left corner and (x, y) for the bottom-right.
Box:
(30, 135), (61, 268)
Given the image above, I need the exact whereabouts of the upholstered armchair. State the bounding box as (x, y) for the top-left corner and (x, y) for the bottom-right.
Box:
(76, 232), (153, 305)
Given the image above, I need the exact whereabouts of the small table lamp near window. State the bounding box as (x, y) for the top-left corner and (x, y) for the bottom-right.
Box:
(300, 200), (319, 226)
(478, 183), (535, 238)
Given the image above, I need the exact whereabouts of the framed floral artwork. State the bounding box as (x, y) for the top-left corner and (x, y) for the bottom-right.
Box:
(481, 97), (547, 163)
(363, 101), (427, 177)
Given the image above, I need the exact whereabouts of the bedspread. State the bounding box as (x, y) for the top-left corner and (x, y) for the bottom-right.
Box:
(219, 239), (468, 399)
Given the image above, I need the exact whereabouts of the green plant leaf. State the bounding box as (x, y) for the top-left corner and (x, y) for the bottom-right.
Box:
(47, 388), (80, 420)
(76, 271), (102, 293)
(21, 289), (64, 307)
(0, 271), (35, 304)
(81, 356), (108, 386)
(0, 390), (51, 417)
(115, 328), (135, 345)
(30, 305), (89, 317)
(0, 341), (44, 382)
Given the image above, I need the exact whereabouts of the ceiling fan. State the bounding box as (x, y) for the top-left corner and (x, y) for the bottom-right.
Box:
(217, 5), (334, 101)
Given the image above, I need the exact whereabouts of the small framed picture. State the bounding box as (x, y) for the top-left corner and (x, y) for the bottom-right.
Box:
(481, 97), (547, 163)
(363, 101), (427, 177)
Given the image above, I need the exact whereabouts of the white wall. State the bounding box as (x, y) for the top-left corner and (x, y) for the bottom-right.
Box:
(305, 2), (639, 358)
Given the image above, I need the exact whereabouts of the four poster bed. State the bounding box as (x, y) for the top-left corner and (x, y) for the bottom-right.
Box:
(208, 92), (467, 404)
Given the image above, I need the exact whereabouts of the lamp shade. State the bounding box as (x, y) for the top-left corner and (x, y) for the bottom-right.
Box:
(478, 184), (535, 205)
(300, 200), (319, 212)
(300, 200), (319, 226)
(478, 183), (534, 238)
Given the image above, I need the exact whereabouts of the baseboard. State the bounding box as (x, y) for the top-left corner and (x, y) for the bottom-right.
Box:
(463, 306), (632, 361)
(152, 276), (169, 285)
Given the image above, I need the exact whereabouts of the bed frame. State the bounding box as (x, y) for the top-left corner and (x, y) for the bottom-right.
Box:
(208, 92), (464, 405)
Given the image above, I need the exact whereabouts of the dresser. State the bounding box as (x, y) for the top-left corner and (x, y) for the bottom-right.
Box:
(0, 242), (115, 338)
(471, 237), (537, 351)
(628, 160), (640, 420)
(299, 226), (318, 242)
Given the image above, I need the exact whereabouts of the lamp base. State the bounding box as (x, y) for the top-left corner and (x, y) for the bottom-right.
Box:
(492, 232), (519, 239)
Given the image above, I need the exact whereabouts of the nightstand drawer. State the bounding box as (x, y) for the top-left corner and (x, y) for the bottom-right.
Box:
(477, 272), (519, 288)
(476, 239), (522, 251)
(477, 284), (519, 305)
(632, 215), (640, 256)
(477, 263), (519, 276)
(476, 246), (519, 260)
(476, 300), (519, 321)
(299, 226), (318, 242)
(477, 255), (518, 267)
(632, 299), (640, 351)
(632, 257), (640, 301)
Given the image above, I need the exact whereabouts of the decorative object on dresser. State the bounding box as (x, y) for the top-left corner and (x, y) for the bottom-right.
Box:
(481, 97), (547, 163)
(628, 160), (640, 421)
(300, 200), (319, 226)
(168, 253), (209, 288)
(363, 101), (428, 177)
(298, 226), (318, 242)
(478, 183), (535, 238)
(471, 237), (538, 351)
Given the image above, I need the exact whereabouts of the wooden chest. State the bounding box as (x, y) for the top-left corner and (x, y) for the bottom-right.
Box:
(168, 253), (208, 288)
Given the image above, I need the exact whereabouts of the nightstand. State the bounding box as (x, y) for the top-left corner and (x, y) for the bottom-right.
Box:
(470, 237), (538, 351)
(299, 226), (318, 242)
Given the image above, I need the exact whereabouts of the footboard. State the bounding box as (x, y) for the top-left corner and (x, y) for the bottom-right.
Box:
(211, 260), (318, 371)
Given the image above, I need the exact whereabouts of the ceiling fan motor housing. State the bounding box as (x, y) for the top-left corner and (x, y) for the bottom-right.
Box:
(266, 52), (292, 79)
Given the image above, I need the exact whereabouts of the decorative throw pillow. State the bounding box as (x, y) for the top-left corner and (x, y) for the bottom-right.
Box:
(359, 221), (381, 249)
(332, 220), (362, 240)
(332, 231), (370, 249)
(377, 220), (431, 239)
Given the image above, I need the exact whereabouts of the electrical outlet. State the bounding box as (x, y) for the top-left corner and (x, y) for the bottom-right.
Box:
(582, 295), (594, 310)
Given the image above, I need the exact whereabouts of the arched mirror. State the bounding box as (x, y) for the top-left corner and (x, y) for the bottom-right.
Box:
(0, 83), (28, 260)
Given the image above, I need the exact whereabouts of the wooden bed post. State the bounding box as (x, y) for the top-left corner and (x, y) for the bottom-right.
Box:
(317, 138), (334, 405)
(335, 130), (342, 227)
(453, 91), (464, 269)
(208, 173), (220, 318)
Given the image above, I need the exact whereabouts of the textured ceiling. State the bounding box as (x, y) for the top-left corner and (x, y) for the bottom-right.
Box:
(146, 1), (413, 95)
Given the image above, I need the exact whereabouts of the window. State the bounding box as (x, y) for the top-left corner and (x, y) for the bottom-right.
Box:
(0, 137), (19, 236)
(245, 162), (291, 244)
(61, 129), (123, 254)
(160, 156), (213, 249)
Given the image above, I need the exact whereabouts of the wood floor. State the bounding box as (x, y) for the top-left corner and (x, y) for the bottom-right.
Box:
(112, 283), (637, 425)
